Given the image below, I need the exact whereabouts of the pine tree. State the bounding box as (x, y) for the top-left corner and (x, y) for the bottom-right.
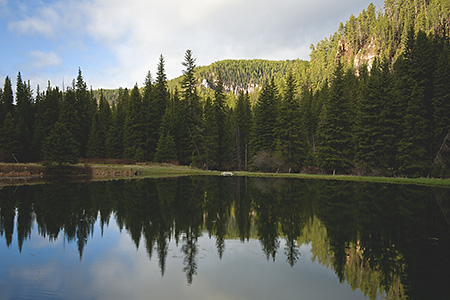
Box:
(213, 73), (230, 170)
(181, 50), (203, 165)
(276, 72), (308, 171)
(15, 73), (35, 161)
(154, 107), (177, 163)
(0, 76), (14, 125)
(252, 78), (279, 155)
(123, 85), (146, 160)
(316, 62), (353, 174)
(397, 30), (435, 176)
(432, 33), (450, 164)
(171, 88), (191, 164)
(356, 58), (396, 174)
(203, 97), (218, 169)
(0, 112), (22, 162)
(233, 91), (252, 170)
(59, 88), (81, 156)
(42, 122), (79, 165)
(75, 68), (96, 157)
(106, 88), (128, 158)
(32, 85), (61, 160)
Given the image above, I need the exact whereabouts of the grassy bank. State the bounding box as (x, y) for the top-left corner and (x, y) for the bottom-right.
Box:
(1, 163), (449, 188)
(234, 171), (450, 187)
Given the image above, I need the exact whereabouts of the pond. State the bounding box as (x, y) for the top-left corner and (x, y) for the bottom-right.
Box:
(0, 176), (449, 300)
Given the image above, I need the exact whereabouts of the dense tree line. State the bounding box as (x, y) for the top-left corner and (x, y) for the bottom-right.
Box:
(0, 0), (449, 177)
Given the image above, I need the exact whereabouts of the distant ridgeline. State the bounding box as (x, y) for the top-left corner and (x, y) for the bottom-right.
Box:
(2, 0), (450, 178)
(95, 0), (450, 103)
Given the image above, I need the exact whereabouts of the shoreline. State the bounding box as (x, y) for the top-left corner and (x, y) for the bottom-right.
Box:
(1, 163), (449, 188)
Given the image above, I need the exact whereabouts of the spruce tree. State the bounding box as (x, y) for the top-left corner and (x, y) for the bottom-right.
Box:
(171, 88), (191, 164)
(316, 62), (353, 174)
(276, 72), (308, 171)
(397, 30), (435, 176)
(0, 76), (14, 125)
(32, 85), (61, 160)
(75, 68), (96, 157)
(59, 88), (81, 156)
(154, 107), (177, 163)
(123, 85), (146, 160)
(233, 91), (252, 170)
(42, 122), (79, 165)
(181, 50), (203, 165)
(15, 72), (35, 161)
(106, 88), (128, 158)
(252, 78), (279, 155)
(213, 73), (230, 170)
(0, 112), (22, 162)
(356, 58), (396, 174)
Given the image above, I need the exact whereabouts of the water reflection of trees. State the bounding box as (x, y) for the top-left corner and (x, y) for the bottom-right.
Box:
(1, 177), (449, 299)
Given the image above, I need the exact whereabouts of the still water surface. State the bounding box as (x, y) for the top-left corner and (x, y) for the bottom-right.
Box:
(0, 176), (449, 299)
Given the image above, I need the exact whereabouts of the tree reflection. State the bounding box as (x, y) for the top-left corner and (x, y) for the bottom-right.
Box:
(0, 176), (449, 298)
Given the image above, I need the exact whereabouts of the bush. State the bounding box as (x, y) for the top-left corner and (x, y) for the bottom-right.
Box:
(251, 150), (286, 173)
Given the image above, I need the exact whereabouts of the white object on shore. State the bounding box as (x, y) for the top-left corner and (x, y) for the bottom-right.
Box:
(221, 171), (234, 176)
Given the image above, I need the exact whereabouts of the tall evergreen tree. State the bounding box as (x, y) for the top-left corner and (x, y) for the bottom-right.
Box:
(276, 72), (308, 171)
(123, 85), (146, 161)
(0, 112), (22, 162)
(203, 97), (218, 169)
(252, 78), (279, 155)
(316, 62), (353, 174)
(42, 122), (79, 165)
(233, 91), (252, 170)
(212, 73), (230, 170)
(181, 50), (203, 165)
(87, 90), (112, 158)
(0, 76), (14, 125)
(32, 85), (61, 160)
(356, 58), (396, 174)
(142, 71), (157, 160)
(397, 30), (435, 176)
(75, 68), (96, 157)
(106, 88), (128, 159)
(15, 72), (35, 161)
(59, 88), (81, 156)
(171, 88), (191, 164)
(154, 106), (177, 163)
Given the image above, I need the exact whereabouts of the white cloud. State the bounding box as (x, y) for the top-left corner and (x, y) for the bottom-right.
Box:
(30, 50), (63, 68)
(6, 0), (385, 88)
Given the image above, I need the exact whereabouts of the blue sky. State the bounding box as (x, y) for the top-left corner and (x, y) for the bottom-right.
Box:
(1, 0), (384, 90)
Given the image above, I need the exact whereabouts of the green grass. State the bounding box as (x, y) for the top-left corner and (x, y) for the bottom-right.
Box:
(1, 162), (449, 188)
(233, 171), (450, 187)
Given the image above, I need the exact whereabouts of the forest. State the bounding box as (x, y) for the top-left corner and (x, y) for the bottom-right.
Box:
(0, 0), (449, 178)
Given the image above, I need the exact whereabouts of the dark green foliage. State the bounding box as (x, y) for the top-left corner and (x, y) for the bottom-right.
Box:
(276, 72), (309, 171)
(181, 50), (203, 165)
(123, 85), (146, 161)
(203, 74), (231, 170)
(356, 58), (396, 174)
(106, 88), (128, 158)
(42, 122), (79, 165)
(252, 78), (279, 155)
(59, 88), (81, 155)
(232, 91), (252, 170)
(32, 85), (61, 160)
(87, 90), (112, 158)
(75, 68), (96, 157)
(316, 62), (353, 174)
(0, 112), (22, 162)
(154, 125), (177, 163)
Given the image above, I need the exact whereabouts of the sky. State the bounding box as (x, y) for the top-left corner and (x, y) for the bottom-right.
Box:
(0, 0), (385, 90)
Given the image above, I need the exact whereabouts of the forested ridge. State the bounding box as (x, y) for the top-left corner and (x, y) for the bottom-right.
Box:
(0, 0), (449, 178)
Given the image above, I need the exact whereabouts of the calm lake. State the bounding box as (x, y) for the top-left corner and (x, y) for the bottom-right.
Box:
(1, 176), (449, 300)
